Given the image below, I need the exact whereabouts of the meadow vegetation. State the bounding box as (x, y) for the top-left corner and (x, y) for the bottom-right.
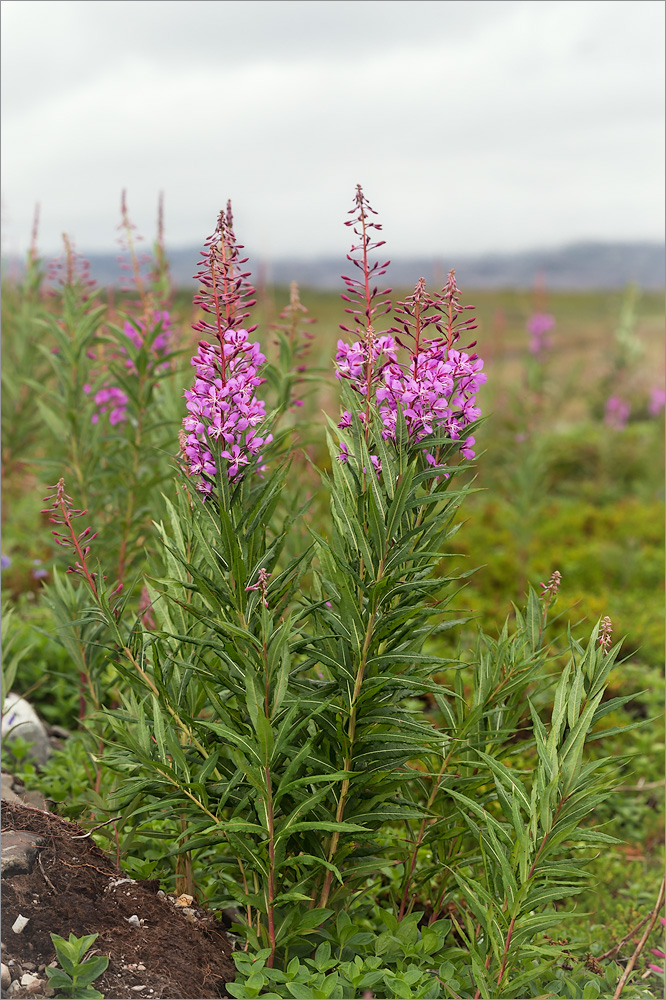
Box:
(1, 190), (663, 1000)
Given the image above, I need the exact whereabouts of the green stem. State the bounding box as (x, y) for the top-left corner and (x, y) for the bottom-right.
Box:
(319, 562), (383, 908)
(398, 749), (454, 921)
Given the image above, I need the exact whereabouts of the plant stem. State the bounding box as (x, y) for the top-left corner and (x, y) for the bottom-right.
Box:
(264, 765), (277, 968)
(398, 749), (454, 921)
(613, 877), (665, 1000)
(319, 572), (381, 908)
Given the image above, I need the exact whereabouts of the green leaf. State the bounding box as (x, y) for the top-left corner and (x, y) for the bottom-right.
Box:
(71, 956), (110, 988)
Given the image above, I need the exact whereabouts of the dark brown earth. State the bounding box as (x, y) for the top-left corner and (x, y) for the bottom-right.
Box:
(1, 800), (236, 999)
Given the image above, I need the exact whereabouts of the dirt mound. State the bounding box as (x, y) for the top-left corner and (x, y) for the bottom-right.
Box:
(1, 801), (236, 999)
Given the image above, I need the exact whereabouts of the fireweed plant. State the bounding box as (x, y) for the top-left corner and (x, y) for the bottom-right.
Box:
(16, 200), (186, 741)
(43, 189), (650, 1000)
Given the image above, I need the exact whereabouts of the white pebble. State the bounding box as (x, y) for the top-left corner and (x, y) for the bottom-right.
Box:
(11, 914), (29, 934)
(126, 914), (141, 928)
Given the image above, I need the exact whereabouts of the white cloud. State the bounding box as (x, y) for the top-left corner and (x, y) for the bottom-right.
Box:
(1, 0), (663, 258)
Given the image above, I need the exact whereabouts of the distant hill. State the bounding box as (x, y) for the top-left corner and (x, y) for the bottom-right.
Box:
(3, 241), (664, 291)
(254, 242), (666, 292)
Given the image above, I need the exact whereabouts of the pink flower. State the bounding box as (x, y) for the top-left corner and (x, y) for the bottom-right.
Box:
(526, 313), (555, 356)
(649, 386), (665, 416)
(605, 395), (631, 430)
(182, 333), (271, 488)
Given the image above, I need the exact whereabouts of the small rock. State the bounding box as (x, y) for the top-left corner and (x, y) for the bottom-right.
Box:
(174, 893), (193, 907)
(126, 914), (141, 928)
(136, 964), (146, 971)
(131, 987), (146, 992)
(0, 773), (22, 804)
(20, 973), (40, 987)
(1, 831), (44, 877)
(21, 963), (36, 972)
(1, 963), (11, 990)
(156, 889), (165, 899)
(12, 914), (29, 934)
(106, 877), (136, 891)
(2, 694), (52, 766)
(22, 789), (47, 810)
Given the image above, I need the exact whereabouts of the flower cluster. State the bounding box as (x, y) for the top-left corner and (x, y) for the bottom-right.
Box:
(245, 567), (271, 608)
(598, 615), (613, 655)
(41, 479), (99, 591)
(48, 235), (96, 300)
(540, 569), (561, 601)
(335, 330), (486, 465)
(182, 330), (272, 492)
(87, 384), (129, 426)
(84, 311), (172, 426)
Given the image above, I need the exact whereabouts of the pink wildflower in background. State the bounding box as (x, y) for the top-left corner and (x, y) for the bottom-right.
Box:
(648, 917), (666, 973)
(604, 395), (631, 430)
(47, 235), (96, 299)
(123, 310), (172, 364)
(86, 384), (129, 426)
(648, 386), (665, 416)
(526, 312), (555, 357)
(86, 311), (172, 426)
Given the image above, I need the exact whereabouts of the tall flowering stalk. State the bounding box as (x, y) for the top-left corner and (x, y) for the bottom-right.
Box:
(149, 191), (174, 309)
(1, 208), (49, 476)
(312, 188), (488, 909)
(117, 189), (154, 322)
(335, 188), (486, 472)
(41, 215), (177, 590)
(182, 207), (271, 494)
(41, 479), (103, 722)
(271, 281), (316, 415)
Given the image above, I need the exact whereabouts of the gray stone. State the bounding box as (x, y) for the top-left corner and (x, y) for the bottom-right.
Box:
(2, 694), (52, 767)
(0, 773), (22, 804)
(1, 963), (11, 990)
(1, 831), (43, 877)
(1, 772), (47, 811)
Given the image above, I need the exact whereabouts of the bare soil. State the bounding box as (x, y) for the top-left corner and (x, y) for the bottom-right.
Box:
(1, 801), (236, 999)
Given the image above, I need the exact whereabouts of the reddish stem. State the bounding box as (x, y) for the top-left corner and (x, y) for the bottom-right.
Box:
(264, 766), (277, 967)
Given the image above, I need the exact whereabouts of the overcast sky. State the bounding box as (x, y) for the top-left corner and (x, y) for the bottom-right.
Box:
(1, 0), (664, 262)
